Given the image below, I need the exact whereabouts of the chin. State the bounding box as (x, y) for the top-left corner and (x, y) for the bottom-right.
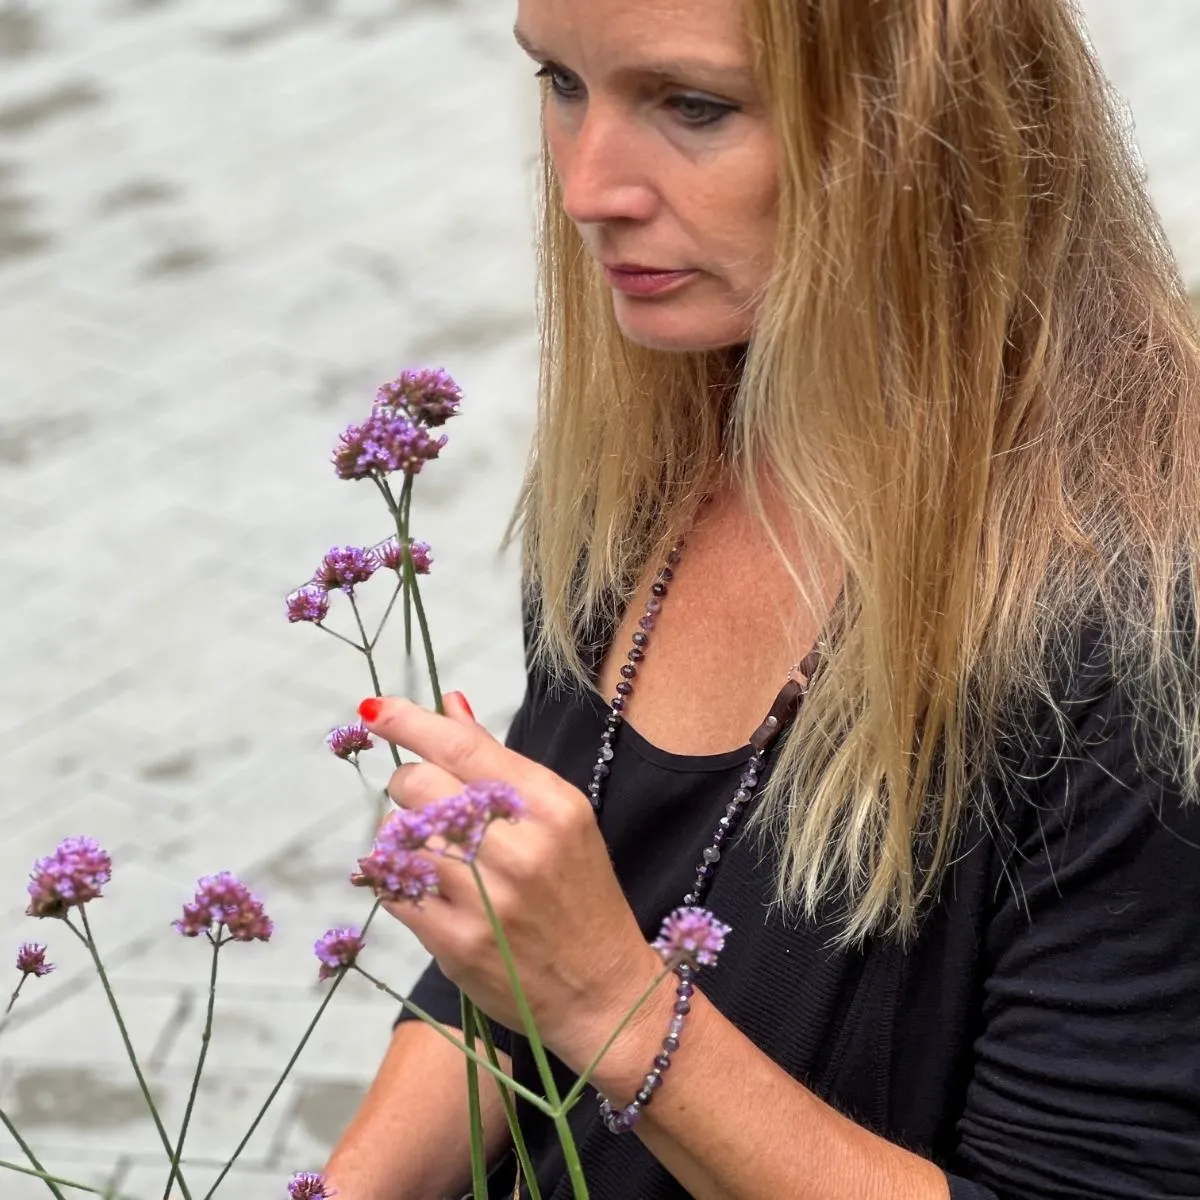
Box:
(613, 308), (752, 353)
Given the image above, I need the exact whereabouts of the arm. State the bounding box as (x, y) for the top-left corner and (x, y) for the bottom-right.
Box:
(323, 1018), (513, 1200)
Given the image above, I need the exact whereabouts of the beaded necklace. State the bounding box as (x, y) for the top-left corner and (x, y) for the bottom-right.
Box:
(589, 530), (822, 1134)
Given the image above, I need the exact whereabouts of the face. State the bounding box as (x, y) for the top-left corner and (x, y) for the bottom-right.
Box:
(515, 0), (779, 352)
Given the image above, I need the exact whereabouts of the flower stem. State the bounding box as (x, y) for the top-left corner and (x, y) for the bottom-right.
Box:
(5, 975), (27, 1016)
(398, 476), (415, 659)
(70, 910), (192, 1200)
(0, 1107), (67, 1199)
(404, 564), (443, 714)
(164, 934), (222, 1199)
(0, 1156), (127, 1196)
(558, 959), (677, 1112)
(348, 593), (401, 768)
(316, 625), (367, 655)
(478, 1016), (543, 1200)
(460, 996), (489, 1200)
(468, 865), (588, 1198)
(370, 580), (404, 652)
(203, 901), (384, 1199)
(350, 966), (555, 1115)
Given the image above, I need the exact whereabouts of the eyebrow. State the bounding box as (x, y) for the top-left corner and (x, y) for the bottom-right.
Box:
(512, 25), (753, 89)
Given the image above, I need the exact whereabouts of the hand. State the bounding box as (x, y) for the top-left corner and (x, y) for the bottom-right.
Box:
(358, 693), (666, 1071)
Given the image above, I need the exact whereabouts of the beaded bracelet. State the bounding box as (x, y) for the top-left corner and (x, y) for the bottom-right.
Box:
(597, 962), (696, 1134)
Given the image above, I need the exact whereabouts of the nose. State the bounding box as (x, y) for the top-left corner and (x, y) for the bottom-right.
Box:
(556, 104), (658, 230)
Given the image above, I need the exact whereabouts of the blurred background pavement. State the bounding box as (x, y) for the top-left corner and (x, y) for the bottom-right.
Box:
(0, 0), (1195, 1195)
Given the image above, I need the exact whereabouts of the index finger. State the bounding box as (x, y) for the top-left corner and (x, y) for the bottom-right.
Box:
(357, 696), (559, 812)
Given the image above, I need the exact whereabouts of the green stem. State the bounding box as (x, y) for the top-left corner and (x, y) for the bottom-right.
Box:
(460, 996), (489, 1200)
(405, 567), (443, 714)
(399, 476), (415, 659)
(0, 1157), (128, 1197)
(349, 967), (554, 1115)
(164, 934), (222, 1199)
(5, 975), (27, 1016)
(348, 593), (401, 768)
(468, 866), (588, 1198)
(71, 911), (192, 1200)
(0, 1107), (67, 1200)
(316, 624), (367, 655)
(370, 580), (405, 652)
(558, 960), (677, 1112)
(478, 1017), (542, 1200)
(203, 902), (384, 1199)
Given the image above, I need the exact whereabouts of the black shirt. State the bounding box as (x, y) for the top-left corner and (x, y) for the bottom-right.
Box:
(400, 622), (1200, 1199)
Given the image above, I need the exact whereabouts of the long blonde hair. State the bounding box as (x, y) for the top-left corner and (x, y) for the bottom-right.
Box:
(513, 0), (1200, 942)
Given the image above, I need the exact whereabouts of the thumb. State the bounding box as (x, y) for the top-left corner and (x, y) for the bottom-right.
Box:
(443, 690), (477, 726)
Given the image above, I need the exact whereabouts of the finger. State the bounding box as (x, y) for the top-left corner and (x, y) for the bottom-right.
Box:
(359, 697), (561, 813)
(386, 761), (466, 810)
(443, 690), (477, 725)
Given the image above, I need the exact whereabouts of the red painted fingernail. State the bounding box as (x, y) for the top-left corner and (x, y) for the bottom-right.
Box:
(448, 691), (475, 720)
(358, 697), (384, 722)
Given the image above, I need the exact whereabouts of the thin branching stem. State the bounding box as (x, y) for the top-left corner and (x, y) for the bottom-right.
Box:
(0, 1108), (67, 1200)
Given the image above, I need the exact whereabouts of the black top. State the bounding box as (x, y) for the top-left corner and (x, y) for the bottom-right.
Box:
(399, 618), (1200, 1199)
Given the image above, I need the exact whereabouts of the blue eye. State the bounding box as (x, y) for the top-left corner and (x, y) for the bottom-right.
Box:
(534, 65), (583, 102)
(668, 95), (736, 128)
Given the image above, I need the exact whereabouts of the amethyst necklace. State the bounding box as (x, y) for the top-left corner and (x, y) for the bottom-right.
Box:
(589, 530), (821, 1135)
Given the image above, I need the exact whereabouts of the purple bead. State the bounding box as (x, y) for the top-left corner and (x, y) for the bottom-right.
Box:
(645, 597), (662, 614)
(677, 963), (695, 979)
(600, 745), (614, 761)
(620, 664), (637, 679)
(644, 1072), (663, 1091)
(718, 816), (732, 829)
(673, 998), (691, 1016)
(733, 788), (751, 804)
(662, 1035), (680, 1052)
(638, 614), (656, 631)
(651, 581), (667, 597)
(593, 762), (609, 778)
(653, 1053), (671, 1070)
(668, 1016), (685, 1037)
(635, 1088), (652, 1106)
(616, 681), (633, 696)
(682, 892), (698, 905)
(697, 864), (711, 879)
(611, 697), (625, 711)
(622, 1104), (641, 1129)
(632, 632), (649, 647)
(659, 567), (674, 582)
(703, 847), (720, 864)
(677, 981), (694, 999)
(666, 548), (682, 567)
(627, 646), (645, 662)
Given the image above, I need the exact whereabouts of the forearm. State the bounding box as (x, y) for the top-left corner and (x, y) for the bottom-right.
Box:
(569, 978), (950, 1200)
(324, 1020), (512, 1200)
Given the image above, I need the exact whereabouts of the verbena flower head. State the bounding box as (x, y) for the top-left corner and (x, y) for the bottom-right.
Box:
(352, 846), (439, 904)
(375, 807), (438, 852)
(376, 368), (462, 427)
(420, 783), (526, 862)
(287, 1172), (334, 1199)
(174, 872), (273, 943)
(326, 722), (374, 761)
(408, 540), (433, 575)
(651, 907), (731, 969)
(463, 781), (525, 824)
(286, 585), (330, 624)
(15, 943), (53, 978)
(27, 836), (112, 919)
(313, 546), (380, 594)
(313, 926), (365, 982)
(378, 537), (405, 573)
(332, 409), (448, 481)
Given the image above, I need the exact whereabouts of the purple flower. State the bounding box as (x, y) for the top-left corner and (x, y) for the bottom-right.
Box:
(462, 781), (525, 824)
(313, 926), (365, 982)
(174, 873), (273, 943)
(326, 722), (374, 761)
(15, 943), (53, 979)
(408, 540), (433, 575)
(286, 585), (330, 624)
(332, 409), (448, 481)
(651, 907), (731, 969)
(352, 847), (439, 904)
(377, 537), (432, 576)
(27, 836), (113, 919)
(427, 792), (488, 860)
(376, 807), (438, 852)
(313, 546), (380, 594)
(287, 1172), (335, 1199)
(376, 368), (462, 427)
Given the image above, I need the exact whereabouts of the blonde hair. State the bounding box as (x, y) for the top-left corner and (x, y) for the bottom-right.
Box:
(512, 0), (1200, 943)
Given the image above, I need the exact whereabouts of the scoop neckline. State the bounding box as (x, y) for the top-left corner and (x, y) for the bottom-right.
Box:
(582, 684), (755, 774)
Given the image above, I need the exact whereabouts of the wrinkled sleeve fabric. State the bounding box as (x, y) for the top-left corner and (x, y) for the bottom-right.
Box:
(943, 659), (1200, 1198)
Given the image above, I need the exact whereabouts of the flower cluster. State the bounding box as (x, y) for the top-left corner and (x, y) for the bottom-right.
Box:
(313, 926), (365, 982)
(287, 1171), (334, 1199)
(314, 546), (380, 594)
(174, 872), (274, 943)
(352, 781), (526, 902)
(333, 409), (447, 481)
(651, 907), (731, 969)
(326, 722), (374, 761)
(27, 836), (112, 919)
(286, 585), (330, 625)
(15, 943), (53, 979)
(376, 368), (462, 427)
(378, 536), (432, 576)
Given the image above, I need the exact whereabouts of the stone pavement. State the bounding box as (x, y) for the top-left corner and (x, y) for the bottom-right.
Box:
(0, 1), (1195, 1197)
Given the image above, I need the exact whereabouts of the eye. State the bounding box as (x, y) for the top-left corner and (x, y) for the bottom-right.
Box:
(534, 64), (583, 102)
(667, 95), (737, 128)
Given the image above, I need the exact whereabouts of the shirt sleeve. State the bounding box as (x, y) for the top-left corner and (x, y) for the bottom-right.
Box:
(943, 662), (1200, 1198)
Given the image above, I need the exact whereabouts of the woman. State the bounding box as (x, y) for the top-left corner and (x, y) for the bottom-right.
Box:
(326, 0), (1200, 1196)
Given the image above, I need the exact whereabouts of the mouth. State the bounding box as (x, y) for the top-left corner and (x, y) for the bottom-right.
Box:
(602, 264), (700, 298)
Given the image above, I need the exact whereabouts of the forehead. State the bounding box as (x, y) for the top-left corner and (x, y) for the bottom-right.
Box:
(514, 0), (750, 63)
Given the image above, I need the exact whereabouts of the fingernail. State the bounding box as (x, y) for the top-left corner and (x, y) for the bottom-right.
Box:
(448, 691), (475, 720)
(358, 697), (384, 723)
